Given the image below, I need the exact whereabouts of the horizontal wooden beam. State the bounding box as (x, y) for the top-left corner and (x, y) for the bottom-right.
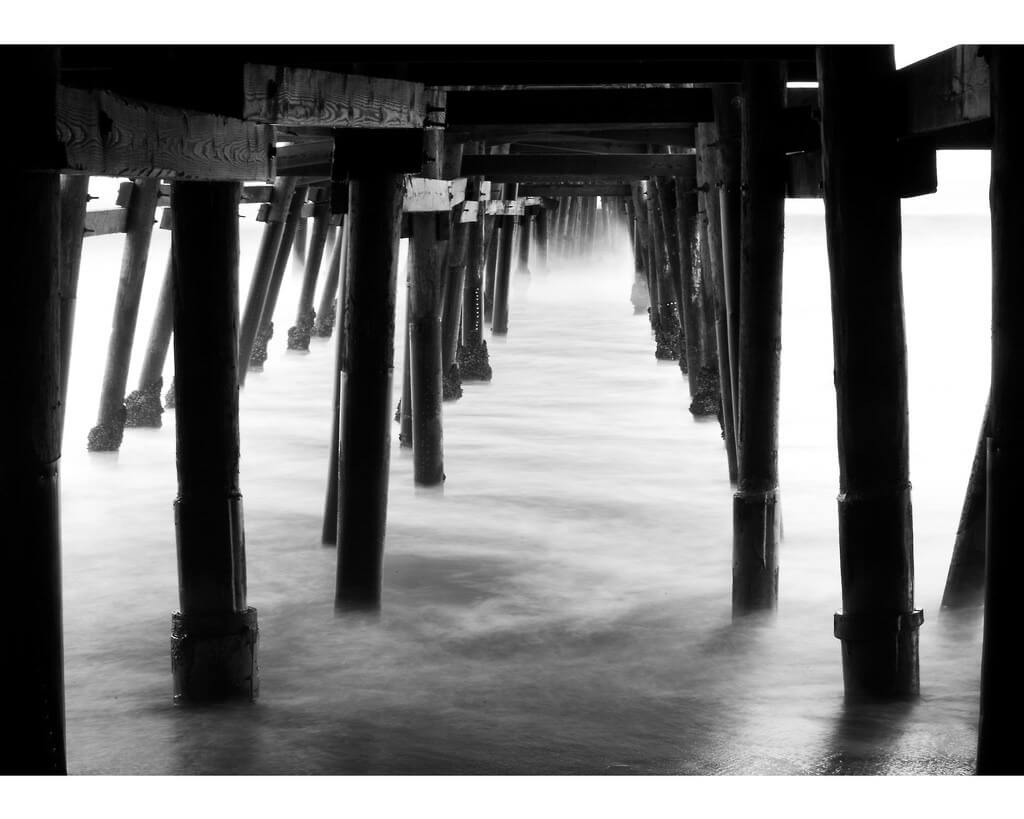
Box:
(783, 145), (936, 200)
(243, 65), (427, 128)
(461, 152), (697, 183)
(83, 208), (129, 237)
(445, 88), (712, 138)
(57, 85), (273, 180)
(897, 44), (992, 148)
(116, 181), (276, 206)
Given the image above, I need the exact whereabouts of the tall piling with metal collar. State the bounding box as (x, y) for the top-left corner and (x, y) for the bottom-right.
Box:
(287, 198), (331, 351)
(335, 169), (405, 611)
(817, 46), (921, 697)
(87, 178), (160, 451)
(2, 45), (65, 773)
(732, 62), (786, 615)
(169, 180), (258, 703)
(978, 45), (1024, 774)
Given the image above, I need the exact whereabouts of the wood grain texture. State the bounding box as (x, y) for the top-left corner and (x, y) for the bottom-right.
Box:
(244, 64), (426, 128)
(57, 86), (272, 180)
(84, 208), (130, 236)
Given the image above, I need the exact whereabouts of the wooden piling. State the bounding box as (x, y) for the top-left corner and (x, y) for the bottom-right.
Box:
(941, 398), (989, 609)
(293, 212), (308, 268)
(237, 177), (298, 374)
(459, 181), (492, 382)
(657, 175), (699, 380)
(58, 174), (90, 439)
(515, 208), (532, 276)
(246, 186), (308, 377)
(336, 173), (405, 611)
(978, 44), (1024, 774)
(483, 213), (499, 323)
(732, 62), (786, 615)
(645, 182), (682, 361)
(313, 217), (347, 338)
(441, 178), (478, 400)
(125, 250), (174, 427)
(169, 180), (257, 703)
(534, 205), (549, 273)
(2, 162), (66, 773)
(625, 195), (650, 314)
(818, 46), (921, 697)
(287, 200), (331, 351)
(491, 213), (517, 335)
(87, 178), (160, 451)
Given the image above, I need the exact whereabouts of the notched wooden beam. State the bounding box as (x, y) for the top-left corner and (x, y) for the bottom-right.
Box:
(57, 85), (273, 180)
(244, 64), (428, 128)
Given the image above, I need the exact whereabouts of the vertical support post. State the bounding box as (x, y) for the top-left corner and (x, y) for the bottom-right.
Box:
(244, 186), (308, 379)
(237, 177), (298, 371)
(732, 62), (786, 615)
(534, 204), (549, 273)
(515, 206), (532, 276)
(125, 250), (174, 427)
(482, 213), (499, 323)
(1, 54), (66, 769)
(287, 200), (331, 351)
(459, 181), (493, 381)
(645, 183), (681, 361)
(313, 217), (347, 338)
(491, 212), (517, 335)
(399, 284), (414, 448)
(625, 195), (650, 314)
(169, 180), (257, 703)
(87, 178), (160, 451)
(818, 46), (921, 697)
(658, 175), (700, 380)
(58, 174), (89, 439)
(941, 398), (989, 608)
(292, 213), (308, 268)
(441, 181), (474, 401)
(978, 45), (1024, 774)
(336, 173), (405, 611)
(697, 120), (738, 481)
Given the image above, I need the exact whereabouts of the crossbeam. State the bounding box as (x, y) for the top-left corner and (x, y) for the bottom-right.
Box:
(461, 153), (697, 183)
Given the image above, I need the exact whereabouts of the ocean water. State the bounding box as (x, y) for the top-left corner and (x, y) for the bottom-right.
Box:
(58, 170), (990, 775)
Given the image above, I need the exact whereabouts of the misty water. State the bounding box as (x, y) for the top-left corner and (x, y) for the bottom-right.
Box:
(59, 165), (989, 775)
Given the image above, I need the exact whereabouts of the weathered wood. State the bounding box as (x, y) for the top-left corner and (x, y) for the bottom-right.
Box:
(57, 86), (272, 180)
(518, 184), (633, 198)
(58, 174), (90, 439)
(2, 143), (66, 771)
(237, 177), (298, 378)
(645, 183), (681, 361)
(515, 209), (532, 276)
(534, 206), (549, 273)
(459, 184), (492, 382)
(492, 213), (517, 335)
(87, 179), (160, 451)
(286, 201), (331, 351)
(941, 397), (989, 609)
(313, 219), (347, 338)
(83, 208), (129, 237)
(483, 212), (500, 322)
(461, 152), (697, 181)
(322, 218), (351, 545)
(248, 186), (309, 375)
(125, 250), (174, 428)
(978, 45), (1024, 775)
(655, 176), (697, 379)
(336, 172), (405, 611)
(442, 177), (477, 393)
(733, 62), (786, 615)
(243, 64), (426, 128)
(169, 180), (257, 702)
(446, 88), (713, 137)
(898, 45), (991, 147)
(818, 46), (920, 698)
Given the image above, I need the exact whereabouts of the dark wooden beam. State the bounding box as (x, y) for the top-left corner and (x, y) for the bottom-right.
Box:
(518, 184), (632, 198)
(446, 88), (713, 137)
(57, 86), (272, 180)
(462, 152), (696, 182)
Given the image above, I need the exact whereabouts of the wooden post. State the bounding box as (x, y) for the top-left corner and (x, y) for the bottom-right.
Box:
(941, 398), (989, 608)
(482, 214), (499, 324)
(246, 186), (308, 377)
(322, 219), (352, 546)
(313, 218), (347, 338)
(58, 174), (90, 439)
(645, 183), (682, 361)
(169, 180), (257, 703)
(293, 213), (308, 268)
(715, 86), (743, 436)
(2, 154), (66, 771)
(657, 175), (699, 380)
(399, 282), (414, 448)
(515, 208), (532, 276)
(817, 46), (921, 697)
(978, 45), (1024, 774)
(534, 205), (549, 273)
(287, 200), (331, 351)
(697, 121), (738, 482)
(125, 250), (174, 427)
(732, 62), (786, 615)
(631, 184), (659, 337)
(625, 195), (650, 314)
(336, 172), (405, 611)
(459, 182), (492, 382)
(87, 179), (160, 451)
(237, 177), (298, 375)
(491, 213), (517, 336)
(441, 178), (477, 400)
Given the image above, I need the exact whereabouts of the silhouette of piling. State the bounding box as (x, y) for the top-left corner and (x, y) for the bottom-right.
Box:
(313, 218), (347, 338)
(287, 200), (331, 351)
(87, 178), (160, 451)
(125, 251), (174, 427)
(818, 46), (921, 699)
(515, 207), (532, 276)
(169, 180), (258, 703)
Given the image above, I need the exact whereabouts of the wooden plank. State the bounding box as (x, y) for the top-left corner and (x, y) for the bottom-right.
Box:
(518, 183), (632, 198)
(898, 45), (991, 147)
(57, 86), (273, 180)
(460, 201), (479, 223)
(462, 152), (697, 182)
(403, 177), (452, 212)
(275, 140), (334, 174)
(84, 208), (129, 236)
(445, 88), (713, 136)
(243, 64), (427, 128)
